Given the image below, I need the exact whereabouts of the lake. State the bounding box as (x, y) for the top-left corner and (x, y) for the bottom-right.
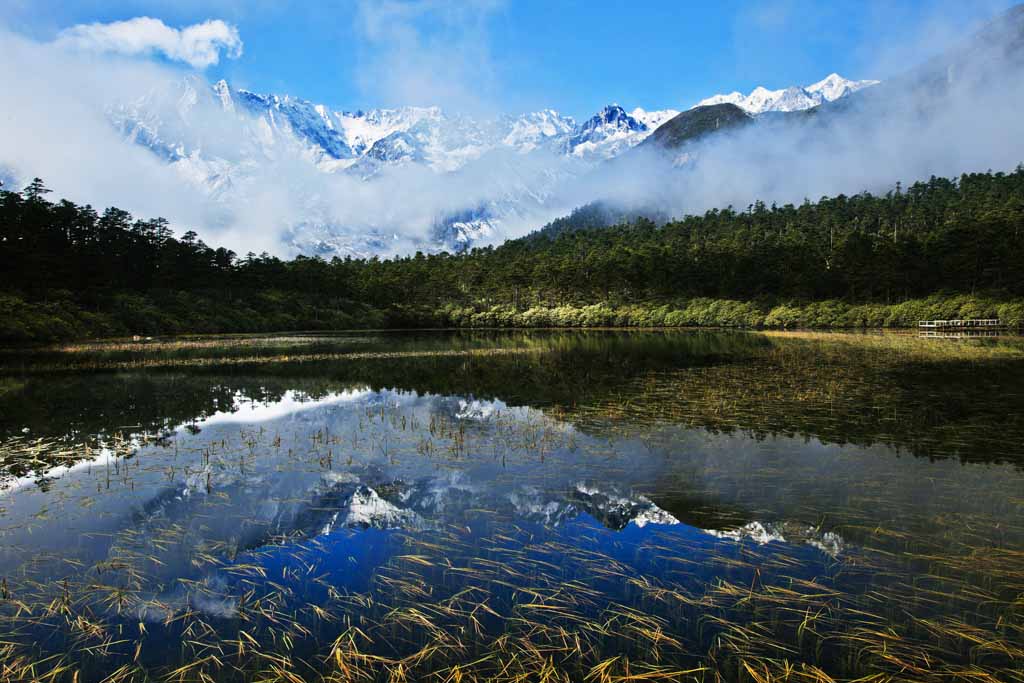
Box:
(1, 330), (1023, 682)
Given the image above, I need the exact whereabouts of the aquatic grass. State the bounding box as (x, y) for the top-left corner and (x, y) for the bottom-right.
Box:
(1, 334), (1023, 681)
(1, 345), (551, 374)
(758, 329), (1024, 361)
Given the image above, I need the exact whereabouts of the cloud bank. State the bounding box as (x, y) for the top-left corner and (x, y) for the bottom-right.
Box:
(55, 17), (243, 68)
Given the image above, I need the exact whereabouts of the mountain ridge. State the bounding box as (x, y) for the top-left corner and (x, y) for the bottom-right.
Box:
(695, 73), (879, 114)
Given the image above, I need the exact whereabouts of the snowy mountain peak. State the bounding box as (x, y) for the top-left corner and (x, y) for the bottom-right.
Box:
(565, 104), (652, 158)
(806, 72), (874, 100)
(233, 86), (354, 161)
(333, 106), (442, 157)
(501, 109), (576, 151)
(212, 79), (234, 113)
(700, 91), (744, 106)
(630, 107), (681, 136)
(695, 73), (879, 114)
(592, 104), (642, 128)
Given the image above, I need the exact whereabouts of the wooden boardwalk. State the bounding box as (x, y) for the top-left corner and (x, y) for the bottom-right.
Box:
(918, 319), (1008, 338)
(918, 319), (1005, 329)
(919, 330), (1004, 339)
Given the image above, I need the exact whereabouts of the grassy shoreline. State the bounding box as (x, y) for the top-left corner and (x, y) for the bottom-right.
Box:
(2, 290), (1023, 344)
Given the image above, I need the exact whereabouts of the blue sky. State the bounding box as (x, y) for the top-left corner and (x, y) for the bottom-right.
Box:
(5, 0), (1017, 119)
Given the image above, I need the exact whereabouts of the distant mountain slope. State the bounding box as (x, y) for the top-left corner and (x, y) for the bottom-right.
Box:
(528, 201), (672, 241)
(819, 4), (1024, 118)
(639, 103), (754, 151)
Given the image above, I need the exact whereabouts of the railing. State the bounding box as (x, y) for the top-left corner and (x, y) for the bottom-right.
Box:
(919, 330), (1004, 338)
(918, 319), (1004, 329)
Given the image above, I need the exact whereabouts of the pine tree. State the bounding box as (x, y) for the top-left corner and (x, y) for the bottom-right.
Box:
(22, 178), (51, 202)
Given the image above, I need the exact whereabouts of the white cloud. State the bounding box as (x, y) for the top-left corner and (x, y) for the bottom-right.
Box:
(55, 17), (242, 69)
(354, 0), (503, 114)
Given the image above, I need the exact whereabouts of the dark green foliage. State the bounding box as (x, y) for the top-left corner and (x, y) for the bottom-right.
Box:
(2, 168), (1024, 342)
(448, 168), (1024, 310)
(530, 201), (673, 241)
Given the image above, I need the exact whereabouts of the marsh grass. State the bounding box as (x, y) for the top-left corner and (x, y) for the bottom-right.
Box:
(0, 345), (549, 374)
(0, 332), (1022, 681)
(4, 328), (1022, 375)
(760, 329), (1024, 361)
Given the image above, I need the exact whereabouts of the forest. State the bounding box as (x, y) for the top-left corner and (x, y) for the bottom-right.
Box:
(2, 168), (1024, 342)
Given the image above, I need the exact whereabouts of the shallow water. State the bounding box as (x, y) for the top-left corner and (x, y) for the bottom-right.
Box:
(1, 330), (1023, 682)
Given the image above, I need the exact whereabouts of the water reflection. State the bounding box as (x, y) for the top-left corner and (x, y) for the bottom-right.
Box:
(0, 331), (1023, 681)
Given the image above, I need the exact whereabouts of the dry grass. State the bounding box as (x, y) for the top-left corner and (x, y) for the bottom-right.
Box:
(757, 329), (1024, 361)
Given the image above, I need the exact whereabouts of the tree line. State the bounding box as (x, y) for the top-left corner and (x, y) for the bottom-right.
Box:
(2, 168), (1023, 341)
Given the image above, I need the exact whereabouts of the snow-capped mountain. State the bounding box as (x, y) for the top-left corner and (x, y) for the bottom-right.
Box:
(234, 88), (357, 162)
(566, 105), (653, 157)
(337, 106), (445, 158)
(631, 107), (681, 131)
(695, 73), (878, 114)
(215, 81), (656, 168)
(109, 79), (660, 255)
(115, 72), (873, 183)
(114, 79), (680, 179)
(501, 109), (577, 152)
(103, 71), (871, 257)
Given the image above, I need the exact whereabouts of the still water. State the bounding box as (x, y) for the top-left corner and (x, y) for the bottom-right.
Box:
(0, 330), (1022, 682)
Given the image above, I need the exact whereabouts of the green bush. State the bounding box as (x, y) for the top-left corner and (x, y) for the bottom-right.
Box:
(2, 289), (1021, 344)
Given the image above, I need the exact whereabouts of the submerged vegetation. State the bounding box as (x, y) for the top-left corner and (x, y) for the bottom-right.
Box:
(0, 331), (1023, 681)
(3, 169), (1024, 341)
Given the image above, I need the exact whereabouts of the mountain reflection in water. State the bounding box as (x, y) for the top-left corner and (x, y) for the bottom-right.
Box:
(0, 330), (1022, 682)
